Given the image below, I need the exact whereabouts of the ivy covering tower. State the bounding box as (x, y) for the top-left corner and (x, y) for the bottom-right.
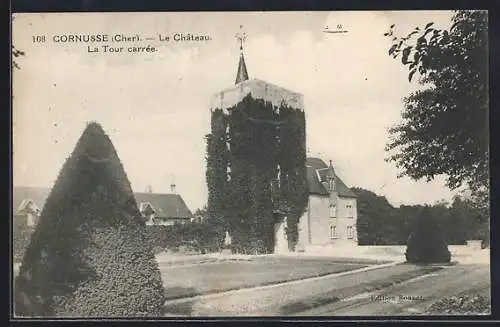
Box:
(14, 122), (165, 317)
(205, 30), (307, 253)
(205, 108), (229, 248)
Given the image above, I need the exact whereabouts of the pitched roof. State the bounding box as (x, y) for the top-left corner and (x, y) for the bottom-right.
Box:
(306, 157), (357, 198)
(134, 192), (193, 219)
(12, 186), (50, 213)
(12, 186), (193, 219)
(306, 157), (329, 169)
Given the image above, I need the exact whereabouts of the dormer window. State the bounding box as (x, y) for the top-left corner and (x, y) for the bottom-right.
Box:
(139, 202), (156, 221)
(316, 167), (336, 193)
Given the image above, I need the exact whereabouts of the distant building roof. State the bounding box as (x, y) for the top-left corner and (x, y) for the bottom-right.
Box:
(12, 186), (50, 214)
(306, 157), (357, 198)
(134, 192), (193, 219)
(12, 186), (193, 219)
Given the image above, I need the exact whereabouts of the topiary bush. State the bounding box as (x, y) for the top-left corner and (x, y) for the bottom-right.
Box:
(405, 206), (451, 263)
(14, 122), (165, 317)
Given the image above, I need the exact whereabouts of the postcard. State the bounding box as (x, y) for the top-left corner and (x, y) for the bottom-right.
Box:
(11, 11), (490, 318)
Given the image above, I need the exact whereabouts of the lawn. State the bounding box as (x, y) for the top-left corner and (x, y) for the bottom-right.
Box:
(161, 256), (369, 300)
(12, 255), (374, 302)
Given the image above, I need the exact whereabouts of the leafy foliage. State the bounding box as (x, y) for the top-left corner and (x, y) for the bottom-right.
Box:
(205, 109), (229, 249)
(13, 225), (35, 263)
(427, 294), (490, 315)
(12, 45), (25, 70)
(385, 10), (489, 206)
(14, 122), (165, 317)
(146, 222), (221, 254)
(279, 105), (308, 250)
(352, 188), (406, 245)
(352, 187), (489, 247)
(405, 206), (451, 263)
(448, 196), (489, 246)
(206, 95), (307, 253)
(53, 226), (164, 317)
(227, 96), (278, 253)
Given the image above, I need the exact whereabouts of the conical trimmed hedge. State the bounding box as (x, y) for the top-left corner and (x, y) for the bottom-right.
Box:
(405, 206), (451, 264)
(14, 122), (165, 317)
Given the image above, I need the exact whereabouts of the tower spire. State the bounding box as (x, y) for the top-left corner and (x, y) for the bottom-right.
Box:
(235, 25), (249, 85)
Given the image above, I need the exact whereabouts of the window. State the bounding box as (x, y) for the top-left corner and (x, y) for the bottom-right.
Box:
(329, 225), (337, 239)
(346, 205), (354, 218)
(329, 204), (337, 218)
(347, 226), (354, 239)
(27, 213), (36, 227)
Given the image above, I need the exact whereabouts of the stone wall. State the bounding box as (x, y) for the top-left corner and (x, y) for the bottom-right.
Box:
(304, 244), (490, 259)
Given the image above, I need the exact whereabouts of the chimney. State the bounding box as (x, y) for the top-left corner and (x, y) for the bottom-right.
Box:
(170, 174), (176, 193)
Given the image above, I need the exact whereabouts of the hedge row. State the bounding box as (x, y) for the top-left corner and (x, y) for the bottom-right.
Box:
(14, 221), (223, 263)
(146, 222), (222, 254)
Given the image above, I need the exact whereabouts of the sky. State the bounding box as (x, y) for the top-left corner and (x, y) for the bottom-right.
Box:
(12, 11), (463, 211)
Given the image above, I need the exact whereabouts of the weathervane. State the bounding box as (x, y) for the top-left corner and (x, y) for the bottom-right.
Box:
(235, 25), (247, 51)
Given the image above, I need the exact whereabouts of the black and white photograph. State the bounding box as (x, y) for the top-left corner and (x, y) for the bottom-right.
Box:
(11, 10), (490, 318)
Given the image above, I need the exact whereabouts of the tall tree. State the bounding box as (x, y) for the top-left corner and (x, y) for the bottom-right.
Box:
(385, 10), (488, 206)
(351, 187), (406, 245)
(14, 122), (165, 317)
(448, 195), (489, 246)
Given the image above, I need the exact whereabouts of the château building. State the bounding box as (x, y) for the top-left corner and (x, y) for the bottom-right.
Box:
(210, 35), (358, 253)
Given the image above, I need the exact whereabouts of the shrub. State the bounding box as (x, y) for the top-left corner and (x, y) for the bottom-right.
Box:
(14, 122), (165, 317)
(146, 221), (223, 254)
(405, 206), (451, 263)
(427, 294), (490, 314)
